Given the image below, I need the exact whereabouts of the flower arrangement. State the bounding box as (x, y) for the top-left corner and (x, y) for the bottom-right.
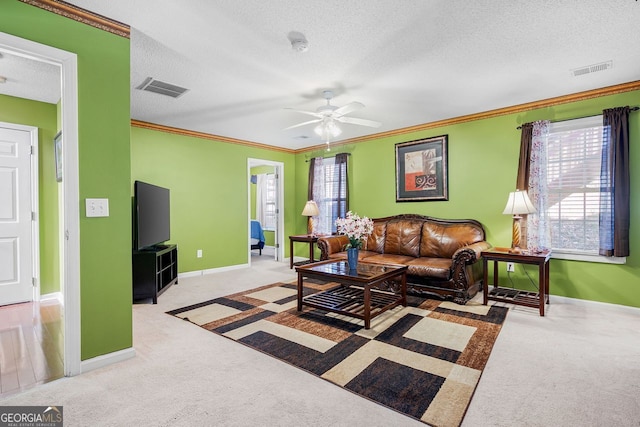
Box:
(335, 211), (374, 249)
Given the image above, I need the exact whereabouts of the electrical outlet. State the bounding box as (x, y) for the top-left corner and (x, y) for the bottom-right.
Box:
(197, 249), (202, 258)
(506, 262), (515, 273)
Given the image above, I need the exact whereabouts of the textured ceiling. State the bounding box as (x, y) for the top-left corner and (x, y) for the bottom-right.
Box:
(0, 50), (60, 104)
(4, 1), (640, 151)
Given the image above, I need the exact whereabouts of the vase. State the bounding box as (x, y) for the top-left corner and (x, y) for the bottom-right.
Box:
(347, 247), (359, 270)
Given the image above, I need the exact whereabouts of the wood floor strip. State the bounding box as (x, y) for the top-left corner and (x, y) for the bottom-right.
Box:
(0, 301), (63, 397)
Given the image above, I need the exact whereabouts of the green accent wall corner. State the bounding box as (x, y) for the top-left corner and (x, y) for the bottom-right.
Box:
(1, 0), (133, 360)
(130, 126), (296, 272)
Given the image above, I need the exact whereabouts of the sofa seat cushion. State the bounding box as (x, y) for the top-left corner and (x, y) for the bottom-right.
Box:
(360, 253), (416, 266)
(406, 257), (452, 280)
(328, 250), (380, 261)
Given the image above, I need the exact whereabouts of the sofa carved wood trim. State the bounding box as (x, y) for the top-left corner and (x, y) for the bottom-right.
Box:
(317, 214), (491, 304)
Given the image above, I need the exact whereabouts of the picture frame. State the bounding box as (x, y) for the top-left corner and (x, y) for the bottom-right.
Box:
(395, 135), (448, 202)
(54, 131), (62, 182)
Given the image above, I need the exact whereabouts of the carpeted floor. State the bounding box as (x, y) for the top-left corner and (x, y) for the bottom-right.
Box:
(167, 280), (508, 427)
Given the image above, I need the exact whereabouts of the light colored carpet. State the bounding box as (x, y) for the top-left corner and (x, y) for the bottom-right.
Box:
(1, 253), (639, 426)
(168, 280), (508, 426)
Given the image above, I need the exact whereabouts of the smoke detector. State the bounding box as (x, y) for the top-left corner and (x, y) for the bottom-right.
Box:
(291, 39), (309, 53)
(288, 31), (309, 53)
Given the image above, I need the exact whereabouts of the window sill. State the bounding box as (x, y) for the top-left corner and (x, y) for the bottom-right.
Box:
(551, 250), (626, 265)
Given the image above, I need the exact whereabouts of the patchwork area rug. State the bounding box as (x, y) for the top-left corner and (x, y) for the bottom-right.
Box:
(167, 280), (508, 427)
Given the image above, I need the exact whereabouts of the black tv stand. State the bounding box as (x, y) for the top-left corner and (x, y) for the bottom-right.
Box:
(132, 244), (178, 304)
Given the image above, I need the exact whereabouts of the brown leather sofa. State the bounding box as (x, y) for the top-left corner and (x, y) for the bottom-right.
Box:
(317, 214), (491, 304)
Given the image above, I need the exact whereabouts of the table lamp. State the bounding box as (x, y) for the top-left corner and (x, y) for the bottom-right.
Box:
(502, 190), (536, 253)
(301, 200), (320, 235)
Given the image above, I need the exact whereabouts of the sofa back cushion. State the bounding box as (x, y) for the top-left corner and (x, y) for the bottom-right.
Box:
(364, 221), (386, 253)
(384, 220), (422, 257)
(420, 221), (484, 258)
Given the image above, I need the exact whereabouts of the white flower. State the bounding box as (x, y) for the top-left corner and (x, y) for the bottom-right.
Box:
(335, 211), (374, 249)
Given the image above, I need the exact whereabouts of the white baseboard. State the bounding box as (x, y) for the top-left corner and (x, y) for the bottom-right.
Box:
(553, 295), (640, 315)
(178, 263), (249, 279)
(81, 347), (136, 374)
(178, 270), (204, 278)
(40, 292), (63, 304)
(202, 264), (248, 275)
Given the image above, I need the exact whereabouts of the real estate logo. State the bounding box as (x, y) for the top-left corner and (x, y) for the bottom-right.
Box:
(0, 406), (63, 427)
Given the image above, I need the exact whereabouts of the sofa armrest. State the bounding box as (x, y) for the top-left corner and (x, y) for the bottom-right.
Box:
(317, 235), (350, 260)
(452, 241), (492, 266)
(449, 241), (491, 304)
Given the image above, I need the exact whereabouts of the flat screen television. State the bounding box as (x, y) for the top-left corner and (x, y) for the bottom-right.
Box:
(134, 180), (170, 250)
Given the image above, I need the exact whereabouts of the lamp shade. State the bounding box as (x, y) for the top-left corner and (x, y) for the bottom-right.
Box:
(502, 190), (536, 215)
(301, 200), (320, 217)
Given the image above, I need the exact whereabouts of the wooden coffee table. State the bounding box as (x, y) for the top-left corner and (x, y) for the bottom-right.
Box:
(295, 260), (408, 329)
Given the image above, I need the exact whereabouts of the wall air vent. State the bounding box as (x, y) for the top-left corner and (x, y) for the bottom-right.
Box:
(571, 61), (613, 77)
(135, 77), (189, 98)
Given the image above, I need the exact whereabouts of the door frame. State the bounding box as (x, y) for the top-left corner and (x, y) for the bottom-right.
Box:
(0, 32), (81, 376)
(247, 158), (285, 263)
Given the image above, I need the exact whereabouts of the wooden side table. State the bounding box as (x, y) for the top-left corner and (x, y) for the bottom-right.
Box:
(482, 247), (551, 316)
(289, 234), (319, 269)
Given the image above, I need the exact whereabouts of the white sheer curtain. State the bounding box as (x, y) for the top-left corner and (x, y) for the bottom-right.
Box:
(526, 120), (551, 252)
(312, 158), (331, 235)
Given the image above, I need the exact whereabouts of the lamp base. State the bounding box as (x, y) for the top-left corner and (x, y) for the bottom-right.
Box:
(510, 215), (523, 253)
(307, 217), (316, 236)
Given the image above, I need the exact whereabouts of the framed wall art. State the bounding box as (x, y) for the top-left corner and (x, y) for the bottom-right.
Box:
(395, 135), (448, 202)
(54, 131), (62, 182)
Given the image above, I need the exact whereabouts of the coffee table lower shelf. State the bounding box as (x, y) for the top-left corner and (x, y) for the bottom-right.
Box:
(487, 287), (548, 308)
(302, 286), (402, 326)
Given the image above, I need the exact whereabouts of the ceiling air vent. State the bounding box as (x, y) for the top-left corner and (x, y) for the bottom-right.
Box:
(136, 77), (189, 98)
(571, 61), (613, 77)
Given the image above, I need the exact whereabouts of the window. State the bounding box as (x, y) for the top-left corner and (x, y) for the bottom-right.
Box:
(540, 116), (623, 263)
(545, 116), (604, 254)
(310, 155), (348, 235)
(257, 173), (277, 230)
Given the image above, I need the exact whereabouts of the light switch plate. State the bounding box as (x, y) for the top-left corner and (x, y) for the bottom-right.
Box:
(86, 198), (109, 217)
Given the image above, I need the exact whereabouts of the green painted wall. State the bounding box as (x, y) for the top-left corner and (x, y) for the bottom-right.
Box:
(1, 1), (132, 360)
(295, 90), (640, 308)
(0, 94), (59, 295)
(130, 127), (295, 271)
(249, 165), (276, 246)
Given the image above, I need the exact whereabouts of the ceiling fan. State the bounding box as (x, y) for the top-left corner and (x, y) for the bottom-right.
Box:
(284, 90), (381, 143)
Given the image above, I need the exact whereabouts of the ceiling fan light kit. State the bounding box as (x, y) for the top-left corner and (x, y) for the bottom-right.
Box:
(285, 90), (381, 148)
(314, 119), (342, 139)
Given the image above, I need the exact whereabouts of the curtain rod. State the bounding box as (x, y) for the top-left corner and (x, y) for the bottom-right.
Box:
(304, 152), (351, 162)
(515, 106), (639, 129)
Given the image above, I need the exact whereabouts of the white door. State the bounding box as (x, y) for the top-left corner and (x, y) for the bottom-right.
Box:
(0, 124), (35, 305)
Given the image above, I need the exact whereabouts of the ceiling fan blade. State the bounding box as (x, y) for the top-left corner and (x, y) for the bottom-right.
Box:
(284, 107), (323, 118)
(336, 116), (382, 128)
(333, 101), (364, 117)
(283, 118), (322, 130)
